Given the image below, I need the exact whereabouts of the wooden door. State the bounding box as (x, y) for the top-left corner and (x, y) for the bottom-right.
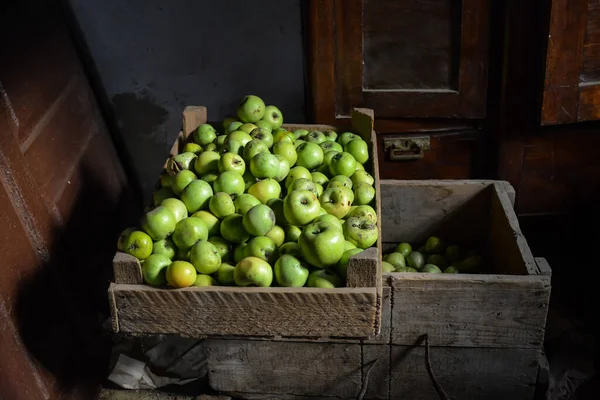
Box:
(0, 1), (134, 399)
(307, 0), (491, 125)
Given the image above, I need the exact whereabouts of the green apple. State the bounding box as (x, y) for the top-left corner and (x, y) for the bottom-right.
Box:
(248, 178), (281, 204)
(343, 217), (378, 249)
(209, 192), (236, 219)
(351, 170), (375, 187)
(273, 141), (297, 167)
(328, 175), (353, 189)
(338, 132), (360, 146)
(249, 152), (280, 179)
(176, 246), (190, 261)
(194, 123), (217, 146)
(294, 139), (305, 148)
(181, 179), (214, 213)
(265, 225), (285, 247)
(384, 252), (406, 269)
(218, 152), (246, 175)
(194, 150), (221, 176)
(422, 264), (442, 273)
(295, 142), (324, 170)
(243, 138), (269, 163)
(213, 171), (245, 195)
(314, 214), (343, 231)
(347, 205), (377, 223)
(273, 130), (295, 144)
(167, 152), (197, 175)
(279, 242), (302, 258)
(344, 240), (357, 251)
(123, 230), (153, 260)
(239, 123), (258, 133)
(284, 166), (312, 189)
(336, 248), (363, 278)
(329, 152), (357, 177)
(323, 130), (338, 141)
(193, 274), (218, 286)
(227, 130), (253, 146)
(274, 155), (290, 183)
(427, 254), (448, 269)
(261, 105), (283, 129)
(242, 204), (276, 236)
(283, 189), (321, 226)
(382, 261), (396, 273)
(306, 130), (326, 144)
(307, 269), (342, 288)
(237, 95), (266, 123)
(244, 236), (277, 263)
(283, 224), (302, 242)
(160, 198), (188, 222)
(266, 198), (286, 225)
(396, 242), (413, 257)
(444, 266), (459, 274)
(254, 120), (273, 132)
(243, 169), (257, 190)
(344, 138), (369, 164)
(141, 205), (177, 240)
(293, 129), (309, 139)
(234, 193), (261, 214)
(142, 254), (171, 286)
(227, 121), (243, 133)
(220, 213), (250, 244)
(322, 150), (338, 167)
(201, 173), (218, 185)
(311, 171), (329, 186)
(320, 187), (352, 219)
(223, 116), (238, 131)
(354, 183), (375, 205)
(159, 172), (174, 188)
(216, 262), (236, 285)
(407, 251), (425, 270)
(315, 183), (323, 197)
(152, 187), (175, 206)
(274, 255), (309, 287)
(290, 177), (318, 196)
(220, 139), (244, 155)
(234, 256), (273, 287)
(424, 236), (446, 254)
(299, 221), (345, 268)
(183, 142), (202, 154)
(172, 217), (208, 249)
(190, 240), (222, 274)
(355, 163), (364, 172)
(233, 243), (248, 263)
(191, 210), (220, 236)
(172, 169), (197, 195)
(152, 238), (177, 259)
(166, 260), (197, 287)
(216, 134), (228, 147)
(250, 128), (274, 148)
(208, 235), (232, 261)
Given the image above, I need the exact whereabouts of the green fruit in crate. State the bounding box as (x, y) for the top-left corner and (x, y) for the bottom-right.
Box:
(245, 236), (277, 263)
(283, 189), (321, 226)
(183, 143), (202, 154)
(315, 183), (323, 197)
(295, 139), (305, 148)
(142, 254), (171, 286)
(262, 105), (284, 129)
(239, 123), (258, 134)
(193, 274), (218, 287)
(243, 204), (276, 236)
(290, 178), (318, 196)
(172, 217), (208, 250)
(254, 120), (273, 132)
(190, 240), (222, 274)
(250, 152), (280, 179)
(266, 198), (286, 225)
(218, 152), (246, 175)
(273, 130), (295, 144)
(208, 236), (232, 261)
(273, 141), (297, 167)
(351, 170), (375, 187)
(152, 187), (175, 206)
(152, 238), (177, 259)
(293, 129), (309, 139)
(395, 266), (408, 272)
(228, 130), (253, 146)
(166, 261), (197, 288)
(384, 252), (406, 269)
(406, 251), (425, 270)
(209, 192), (235, 219)
(283, 224), (302, 242)
(274, 155), (290, 183)
(213, 171), (245, 196)
(216, 262), (236, 285)
(323, 130), (338, 141)
(234, 193), (261, 215)
(204, 143), (217, 152)
(243, 139), (269, 163)
(295, 142), (324, 170)
(306, 130), (327, 144)
(141, 206), (177, 241)
(427, 254), (448, 269)
(336, 248), (363, 278)
(338, 132), (359, 147)
(299, 221), (345, 268)
(248, 178), (281, 204)
(159, 173), (174, 188)
(220, 139), (244, 155)
(265, 225), (285, 247)
(344, 139), (369, 165)
(382, 261), (395, 273)
(194, 124), (217, 146)
(329, 152), (357, 177)
(279, 242), (302, 258)
(320, 140), (343, 154)
(216, 135), (228, 148)
(343, 217), (378, 249)
(322, 150), (338, 168)
(395, 242), (412, 257)
(181, 179), (214, 213)
(274, 255), (309, 287)
(172, 170), (197, 195)
(307, 269), (342, 288)
(354, 183), (375, 206)
(243, 170), (256, 190)
(167, 152), (197, 175)
(237, 95), (266, 123)
(233, 243), (248, 263)
(348, 205), (377, 223)
(191, 210), (220, 236)
(422, 264), (442, 273)
(227, 121), (243, 133)
(220, 213), (250, 244)
(160, 198), (188, 222)
(444, 245), (462, 262)
(424, 236), (446, 254)
(285, 166), (312, 189)
(222, 116), (238, 131)
(176, 246), (190, 261)
(201, 173), (218, 185)
(123, 230), (153, 260)
(328, 175), (353, 189)
(311, 171), (329, 186)
(250, 128), (274, 148)
(320, 187), (352, 219)
(234, 256), (273, 287)
(314, 214), (343, 231)
(457, 255), (483, 273)
(444, 266), (459, 274)
(344, 241), (357, 251)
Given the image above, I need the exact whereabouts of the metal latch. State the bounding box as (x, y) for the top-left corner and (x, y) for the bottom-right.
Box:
(383, 136), (430, 161)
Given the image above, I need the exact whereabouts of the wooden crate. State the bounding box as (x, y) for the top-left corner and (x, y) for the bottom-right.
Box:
(108, 106), (383, 339)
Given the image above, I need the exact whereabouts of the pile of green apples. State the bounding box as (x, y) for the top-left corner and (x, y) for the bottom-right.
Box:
(117, 95), (378, 289)
(382, 236), (483, 274)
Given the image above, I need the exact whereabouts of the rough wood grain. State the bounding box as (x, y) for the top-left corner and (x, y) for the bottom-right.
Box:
(182, 106), (207, 136)
(389, 273), (551, 348)
(205, 339), (362, 398)
(112, 252), (143, 284)
(362, 344), (390, 400)
(346, 247), (379, 289)
(389, 345), (540, 400)
(364, 282), (391, 345)
(534, 257), (552, 276)
(110, 284), (377, 338)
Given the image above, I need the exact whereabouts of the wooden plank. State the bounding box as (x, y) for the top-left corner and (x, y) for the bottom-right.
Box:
(347, 247), (379, 288)
(578, 83), (600, 122)
(182, 106), (207, 136)
(206, 339), (362, 398)
(362, 344), (390, 400)
(389, 345), (540, 400)
(364, 282), (391, 345)
(112, 252), (143, 284)
(389, 273), (551, 348)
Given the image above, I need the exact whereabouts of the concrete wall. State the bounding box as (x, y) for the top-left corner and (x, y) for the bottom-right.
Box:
(68, 0), (307, 201)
